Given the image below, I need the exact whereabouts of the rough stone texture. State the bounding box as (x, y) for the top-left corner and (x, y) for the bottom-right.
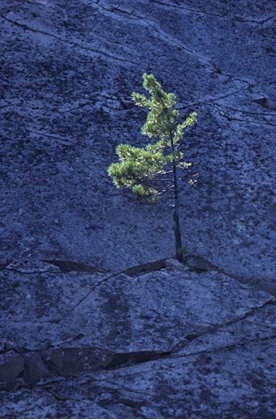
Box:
(23, 352), (52, 384)
(0, 351), (24, 382)
(1, 262), (276, 417)
(1, 0), (276, 417)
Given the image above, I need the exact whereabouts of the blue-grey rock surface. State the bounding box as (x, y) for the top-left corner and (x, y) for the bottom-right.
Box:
(1, 0), (276, 418)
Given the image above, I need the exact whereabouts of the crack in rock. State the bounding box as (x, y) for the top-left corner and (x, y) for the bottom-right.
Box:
(42, 259), (107, 273)
(0, 345), (174, 390)
(1, 15), (139, 65)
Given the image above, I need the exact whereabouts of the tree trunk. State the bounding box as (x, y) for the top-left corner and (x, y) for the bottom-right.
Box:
(173, 195), (183, 263)
(170, 133), (183, 262)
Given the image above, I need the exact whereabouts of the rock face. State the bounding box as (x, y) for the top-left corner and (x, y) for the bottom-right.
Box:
(0, 351), (24, 383)
(1, 259), (276, 418)
(1, 0), (276, 418)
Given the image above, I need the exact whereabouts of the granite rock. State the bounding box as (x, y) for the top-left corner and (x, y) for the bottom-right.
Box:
(1, 0), (276, 417)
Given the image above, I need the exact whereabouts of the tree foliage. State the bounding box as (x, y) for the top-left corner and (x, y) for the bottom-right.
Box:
(108, 73), (197, 199)
(108, 73), (197, 261)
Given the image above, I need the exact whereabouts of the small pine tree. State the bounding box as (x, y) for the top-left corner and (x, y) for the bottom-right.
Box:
(108, 73), (197, 262)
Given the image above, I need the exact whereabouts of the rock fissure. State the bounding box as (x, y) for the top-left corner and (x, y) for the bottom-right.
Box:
(94, 1), (214, 68)
(170, 301), (276, 354)
(4, 268), (60, 275)
(42, 385), (88, 402)
(3, 254), (275, 327)
(149, 1), (229, 19)
(234, 14), (276, 25)
(51, 257), (170, 323)
(1, 15), (140, 65)
(152, 1), (276, 28)
(28, 130), (74, 144)
(171, 334), (276, 363)
(1, 296), (275, 389)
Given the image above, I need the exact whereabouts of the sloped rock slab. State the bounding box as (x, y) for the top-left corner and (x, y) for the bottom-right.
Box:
(1, 0), (276, 417)
(1, 333), (276, 418)
(1, 265), (276, 417)
(1, 264), (275, 350)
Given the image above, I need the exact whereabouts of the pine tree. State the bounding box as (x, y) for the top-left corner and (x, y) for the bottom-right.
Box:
(108, 73), (197, 262)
